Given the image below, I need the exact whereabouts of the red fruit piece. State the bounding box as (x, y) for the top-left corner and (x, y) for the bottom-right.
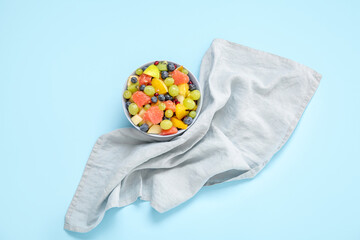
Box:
(132, 91), (151, 107)
(143, 106), (164, 124)
(139, 74), (152, 86)
(160, 126), (178, 135)
(164, 100), (176, 112)
(154, 61), (159, 65)
(172, 69), (189, 85)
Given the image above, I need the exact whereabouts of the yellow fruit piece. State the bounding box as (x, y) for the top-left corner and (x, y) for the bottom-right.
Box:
(131, 114), (143, 125)
(171, 117), (188, 130)
(178, 83), (189, 96)
(144, 64), (160, 79)
(139, 120), (153, 128)
(145, 120), (153, 128)
(138, 108), (146, 118)
(175, 104), (188, 120)
(177, 65), (184, 72)
(129, 95), (134, 103)
(147, 124), (162, 134)
(193, 104), (197, 110)
(151, 78), (168, 94)
(185, 90), (191, 97)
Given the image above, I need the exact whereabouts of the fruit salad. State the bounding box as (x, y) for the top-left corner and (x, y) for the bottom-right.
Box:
(123, 61), (201, 136)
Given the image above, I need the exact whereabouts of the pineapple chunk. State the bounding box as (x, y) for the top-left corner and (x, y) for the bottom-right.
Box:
(175, 103), (188, 120)
(145, 120), (153, 128)
(178, 83), (189, 96)
(131, 114), (143, 125)
(139, 120), (154, 128)
(138, 109), (146, 118)
(171, 117), (188, 130)
(147, 124), (162, 134)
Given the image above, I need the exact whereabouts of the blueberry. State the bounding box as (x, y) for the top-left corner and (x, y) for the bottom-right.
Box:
(183, 116), (193, 125)
(164, 94), (173, 101)
(161, 71), (169, 79)
(131, 77), (137, 84)
(139, 123), (149, 132)
(142, 66), (148, 71)
(125, 101), (131, 108)
(167, 63), (175, 71)
(139, 84), (146, 91)
(158, 94), (165, 101)
(189, 84), (196, 91)
(151, 96), (158, 103)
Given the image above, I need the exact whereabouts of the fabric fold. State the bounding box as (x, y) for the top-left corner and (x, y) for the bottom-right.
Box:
(64, 38), (321, 233)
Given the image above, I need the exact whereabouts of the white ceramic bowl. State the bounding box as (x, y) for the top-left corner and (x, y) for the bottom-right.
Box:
(122, 61), (202, 141)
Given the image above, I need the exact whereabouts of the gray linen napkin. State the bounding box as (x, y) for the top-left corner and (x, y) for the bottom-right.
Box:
(64, 39), (321, 233)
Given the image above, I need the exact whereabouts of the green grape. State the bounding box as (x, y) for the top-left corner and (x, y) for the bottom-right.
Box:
(158, 102), (166, 111)
(188, 110), (196, 118)
(160, 120), (173, 130)
(181, 68), (189, 75)
(183, 98), (195, 110)
(128, 84), (138, 93)
(189, 90), (201, 100)
(123, 90), (132, 99)
(135, 68), (143, 75)
(128, 103), (139, 115)
(164, 77), (174, 87)
(144, 104), (151, 110)
(169, 85), (179, 97)
(165, 109), (173, 118)
(144, 86), (155, 96)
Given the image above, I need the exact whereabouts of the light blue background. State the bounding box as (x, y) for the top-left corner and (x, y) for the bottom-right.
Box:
(1, 0), (359, 239)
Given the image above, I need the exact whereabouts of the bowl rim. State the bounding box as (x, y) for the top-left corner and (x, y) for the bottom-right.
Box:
(122, 60), (203, 139)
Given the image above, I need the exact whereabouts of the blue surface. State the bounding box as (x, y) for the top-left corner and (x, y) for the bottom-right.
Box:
(1, 0), (359, 239)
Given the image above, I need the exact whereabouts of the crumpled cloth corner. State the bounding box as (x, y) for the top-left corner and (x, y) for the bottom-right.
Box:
(64, 39), (321, 233)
